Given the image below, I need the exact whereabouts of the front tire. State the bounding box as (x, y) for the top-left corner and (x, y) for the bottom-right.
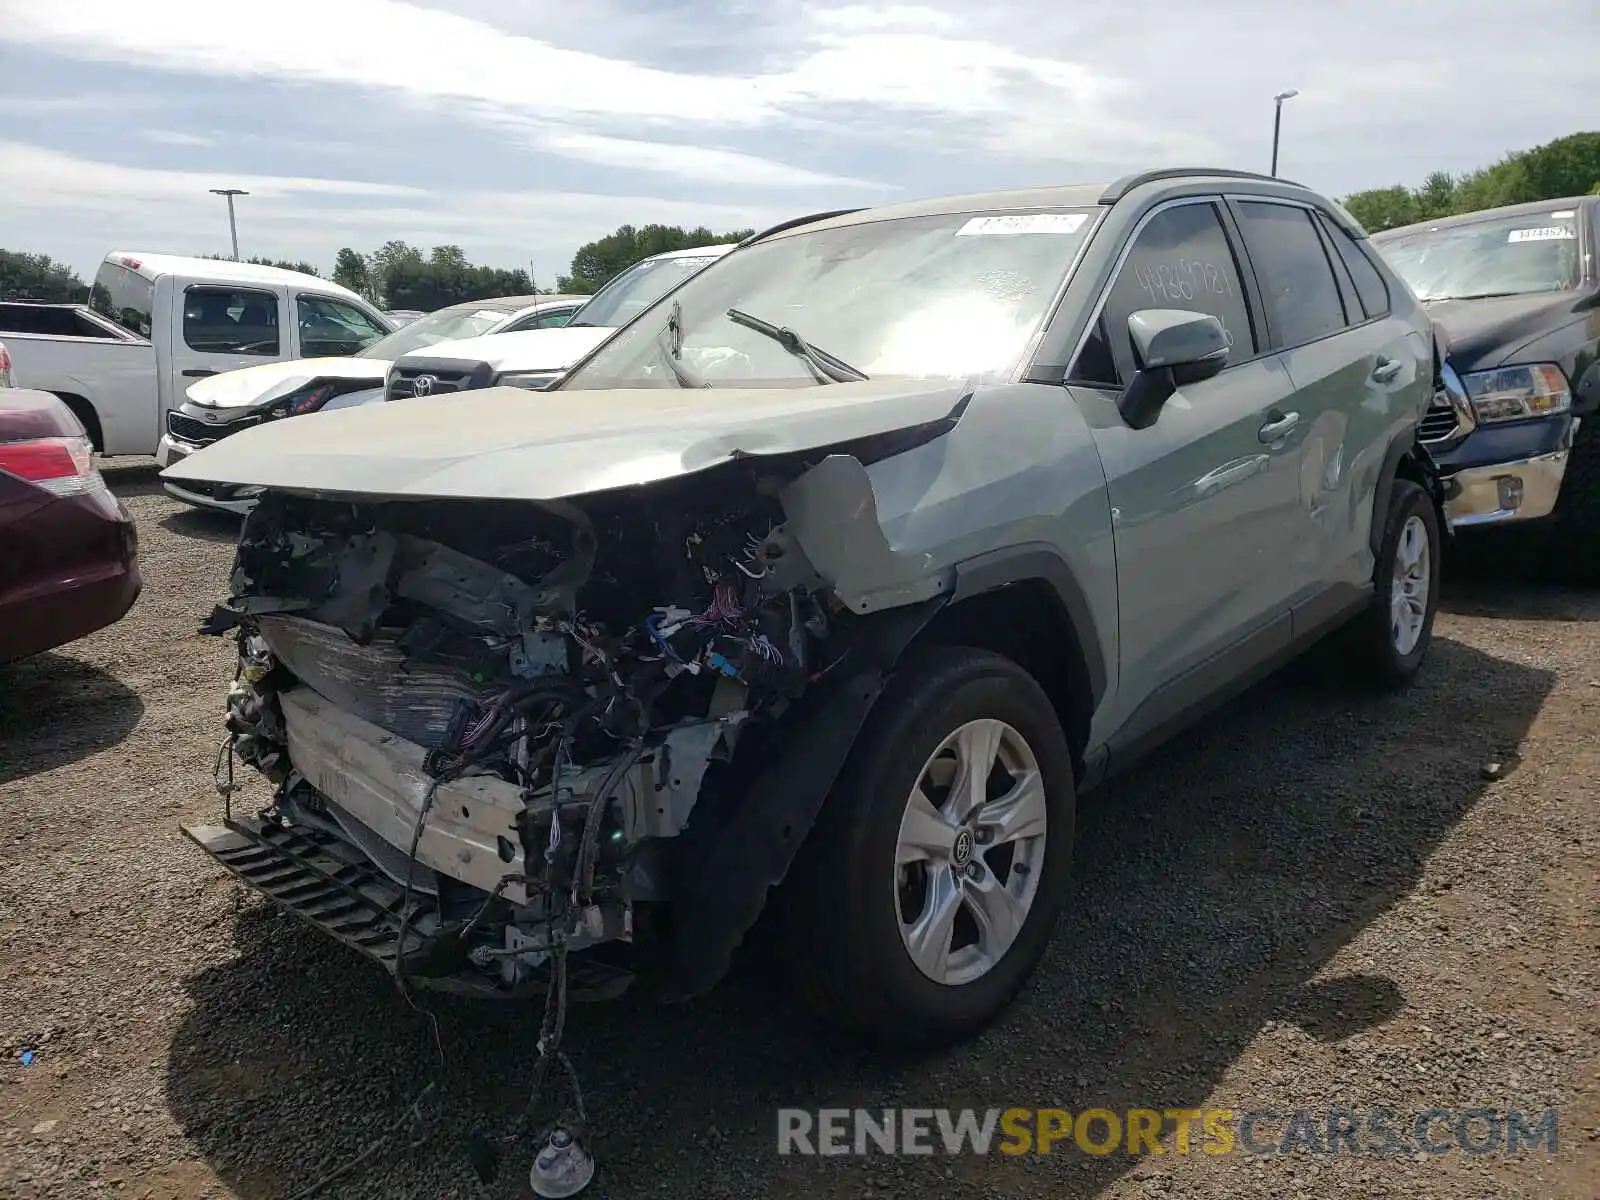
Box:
(784, 646), (1076, 1048)
(1335, 478), (1441, 688)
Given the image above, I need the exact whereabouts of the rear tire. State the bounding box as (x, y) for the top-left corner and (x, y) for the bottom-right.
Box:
(783, 646), (1075, 1048)
(1332, 479), (1441, 689)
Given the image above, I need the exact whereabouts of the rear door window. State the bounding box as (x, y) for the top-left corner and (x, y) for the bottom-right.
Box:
(1073, 200), (1255, 387)
(183, 287), (281, 356)
(1234, 202), (1349, 346)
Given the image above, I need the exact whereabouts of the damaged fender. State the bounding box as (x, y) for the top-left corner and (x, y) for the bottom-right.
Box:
(664, 597), (946, 998)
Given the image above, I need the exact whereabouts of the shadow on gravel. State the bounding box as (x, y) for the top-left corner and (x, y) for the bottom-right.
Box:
(0, 653), (145, 786)
(1441, 576), (1600, 623)
(101, 460), (165, 498)
(159, 507), (243, 544)
(163, 635), (1554, 1200)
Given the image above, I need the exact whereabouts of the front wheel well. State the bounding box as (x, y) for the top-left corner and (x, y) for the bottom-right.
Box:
(1395, 444), (1449, 536)
(913, 580), (1094, 778)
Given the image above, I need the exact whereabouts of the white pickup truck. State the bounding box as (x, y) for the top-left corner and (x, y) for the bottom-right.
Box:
(0, 252), (395, 456)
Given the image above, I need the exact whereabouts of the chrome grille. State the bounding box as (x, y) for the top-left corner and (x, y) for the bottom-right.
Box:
(166, 410), (260, 447)
(1419, 393), (1465, 445)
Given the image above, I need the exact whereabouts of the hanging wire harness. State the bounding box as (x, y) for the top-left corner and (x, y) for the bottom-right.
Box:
(199, 475), (853, 1194)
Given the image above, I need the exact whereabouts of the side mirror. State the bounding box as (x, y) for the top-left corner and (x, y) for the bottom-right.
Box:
(1117, 309), (1231, 430)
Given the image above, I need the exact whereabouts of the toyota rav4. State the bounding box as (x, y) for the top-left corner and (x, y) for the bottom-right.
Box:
(164, 169), (1442, 1055)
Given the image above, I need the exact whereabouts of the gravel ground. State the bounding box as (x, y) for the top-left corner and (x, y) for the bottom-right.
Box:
(1, 460), (1596, 1200)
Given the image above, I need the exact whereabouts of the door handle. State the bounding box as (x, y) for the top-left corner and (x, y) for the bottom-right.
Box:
(181, 369), (217, 378)
(1371, 356), (1402, 384)
(1257, 410), (1300, 443)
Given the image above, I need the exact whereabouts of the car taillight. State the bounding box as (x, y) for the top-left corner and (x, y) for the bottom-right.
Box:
(0, 434), (99, 496)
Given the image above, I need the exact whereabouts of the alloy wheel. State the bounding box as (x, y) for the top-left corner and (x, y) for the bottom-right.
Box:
(1390, 513), (1431, 656)
(893, 718), (1048, 987)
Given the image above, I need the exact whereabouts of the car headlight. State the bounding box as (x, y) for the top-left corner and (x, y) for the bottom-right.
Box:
(262, 383), (337, 420)
(1461, 363), (1570, 424)
(497, 372), (560, 391)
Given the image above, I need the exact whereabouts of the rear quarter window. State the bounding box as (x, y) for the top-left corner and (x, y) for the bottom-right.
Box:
(88, 262), (154, 339)
(1318, 215), (1391, 319)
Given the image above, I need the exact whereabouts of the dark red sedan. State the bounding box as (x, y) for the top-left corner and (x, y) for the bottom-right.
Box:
(1, 389), (141, 661)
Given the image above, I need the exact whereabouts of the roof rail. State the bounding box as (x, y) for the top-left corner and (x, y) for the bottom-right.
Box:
(1099, 168), (1306, 205)
(740, 208), (866, 247)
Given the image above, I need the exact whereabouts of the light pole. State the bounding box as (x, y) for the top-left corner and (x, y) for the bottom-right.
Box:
(1269, 90), (1298, 177)
(209, 188), (249, 260)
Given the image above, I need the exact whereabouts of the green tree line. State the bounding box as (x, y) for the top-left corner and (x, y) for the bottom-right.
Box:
(1, 251), (92, 302)
(553, 223), (752, 294)
(1343, 131), (1600, 234)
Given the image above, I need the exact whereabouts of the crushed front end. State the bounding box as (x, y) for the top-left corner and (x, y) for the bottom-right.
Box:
(182, 459), (911, 1002)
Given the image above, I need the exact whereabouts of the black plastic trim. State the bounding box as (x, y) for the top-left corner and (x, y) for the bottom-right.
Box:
(1101, 582), (1369, 781)
(740, 209), (868, 246)
(1106, 612), (1290, 768)
(949, 544), (1108, 708)
(666, 598), (945, 997)
(1369, 434), (1417, 561)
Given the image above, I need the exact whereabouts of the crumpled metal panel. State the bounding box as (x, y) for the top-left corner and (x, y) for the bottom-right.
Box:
(258, 614), (493, 747)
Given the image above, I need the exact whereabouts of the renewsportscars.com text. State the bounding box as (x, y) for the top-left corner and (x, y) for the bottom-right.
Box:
(776, 1107), (1560, 1158)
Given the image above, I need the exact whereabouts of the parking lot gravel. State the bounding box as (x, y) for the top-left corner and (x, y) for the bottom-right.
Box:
(2, 460), (1597, 1200)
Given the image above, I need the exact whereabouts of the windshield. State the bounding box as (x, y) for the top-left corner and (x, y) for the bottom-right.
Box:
(1374, 210), (1582, 301)
(356, 305), (514, 359)
(562, 209), (1100, 391)
(567, 252), (728, 328)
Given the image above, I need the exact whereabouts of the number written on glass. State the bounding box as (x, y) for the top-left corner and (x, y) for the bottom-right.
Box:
(1135, 259), (1233, 305)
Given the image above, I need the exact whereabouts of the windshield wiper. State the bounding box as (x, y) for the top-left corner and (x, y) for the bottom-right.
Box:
(655, 300), (708, 388)
(725, 307), (868, 383)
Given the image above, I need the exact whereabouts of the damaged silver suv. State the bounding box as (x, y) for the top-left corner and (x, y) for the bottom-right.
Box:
(165, 169), (1441, 1051)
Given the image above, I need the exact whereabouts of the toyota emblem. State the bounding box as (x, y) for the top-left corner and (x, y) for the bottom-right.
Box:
(413, 374), (436, 396)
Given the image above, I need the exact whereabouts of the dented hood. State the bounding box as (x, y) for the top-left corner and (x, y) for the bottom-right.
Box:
(185, 357), (391, 410)
(160, 378), (969, 501)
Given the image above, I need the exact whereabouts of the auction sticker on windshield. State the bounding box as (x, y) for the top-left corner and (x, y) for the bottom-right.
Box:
(957, 214), (1088, 236)
(1508, 226), (1574, 243)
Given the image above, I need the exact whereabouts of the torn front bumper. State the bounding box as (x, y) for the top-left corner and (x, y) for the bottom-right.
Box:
(182, 818), (632, 999)
(181, 680), (729, 998)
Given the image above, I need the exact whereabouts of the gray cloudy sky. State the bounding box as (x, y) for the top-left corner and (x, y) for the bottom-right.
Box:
(1, 0), (1593, 279)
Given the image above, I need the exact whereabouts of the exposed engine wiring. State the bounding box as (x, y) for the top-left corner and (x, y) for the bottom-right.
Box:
(213, 484), (847, 1195)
